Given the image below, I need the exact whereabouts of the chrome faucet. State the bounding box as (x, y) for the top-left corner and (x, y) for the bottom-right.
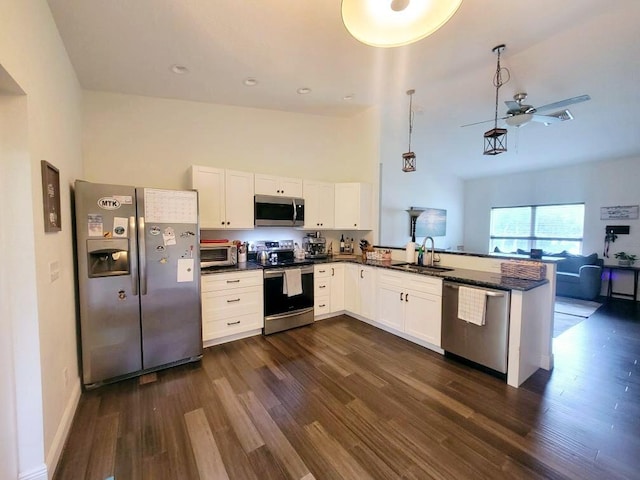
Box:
(421, 236), (435, 267)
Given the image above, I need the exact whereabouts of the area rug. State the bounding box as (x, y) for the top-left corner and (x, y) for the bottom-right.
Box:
(553, 296), (602, 337)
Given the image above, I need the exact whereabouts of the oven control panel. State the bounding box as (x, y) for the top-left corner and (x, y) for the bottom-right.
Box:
(254, 240), (294, 252)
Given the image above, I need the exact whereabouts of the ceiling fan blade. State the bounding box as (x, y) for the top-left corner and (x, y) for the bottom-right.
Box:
(460, 116), (507, 128)
(534, 94), (591, 113)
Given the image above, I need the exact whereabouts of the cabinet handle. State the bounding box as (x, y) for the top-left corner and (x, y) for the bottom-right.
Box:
(405, 293), (409, 302)
(227, 320), (241, 325)
(400, 292), (404, 301)
(319, 304), (326, 308)
(221, 221), (225, 225)
(360, 269), (364, 279)
(331, 268), (334, 276)
(226, 279), (240, 283)
(319, 269), (326, 273)
(319, 285), (326, 289)
(227, 298), (241, 303)
(226, 221), (230, 225)
(354, 223), (357, 227)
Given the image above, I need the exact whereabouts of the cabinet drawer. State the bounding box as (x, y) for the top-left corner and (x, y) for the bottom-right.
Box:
(378, 270), (442, 296)
(202, 270), (262, 292)
(201, 286), (263, 320)
(315, 295), (331, 316)
(315, 278), (330, 296)
(314, 264), (331, 278)
(203, 312), (263, 339)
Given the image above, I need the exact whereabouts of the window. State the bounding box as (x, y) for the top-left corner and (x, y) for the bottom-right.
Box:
(490, 203), (585, 254)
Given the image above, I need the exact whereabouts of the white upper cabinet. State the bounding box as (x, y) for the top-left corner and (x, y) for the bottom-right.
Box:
(190, 166), (254, 229)
(303, 180), (335, 229)
(254, 173), (303, 197)
(334, 182), (373, 230)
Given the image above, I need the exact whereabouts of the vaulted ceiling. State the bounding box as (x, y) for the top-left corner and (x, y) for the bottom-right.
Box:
(47, 0), (640, 178)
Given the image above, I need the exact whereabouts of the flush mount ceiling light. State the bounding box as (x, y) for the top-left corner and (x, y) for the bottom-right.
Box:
(170, 64), (189, 75)
(341, 0), (463, 48)
(243, 77), (258, 86)
(297, 87), (312, 94)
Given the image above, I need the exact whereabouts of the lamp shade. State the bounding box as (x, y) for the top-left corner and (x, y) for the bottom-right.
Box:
(342, 0), (463, 48)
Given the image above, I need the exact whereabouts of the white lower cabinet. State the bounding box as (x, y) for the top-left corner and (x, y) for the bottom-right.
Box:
(201, 270), (263, 344)
(345, 264), (376, 320)
(314, 263), (345, 317)
(376, 269), (442, 347)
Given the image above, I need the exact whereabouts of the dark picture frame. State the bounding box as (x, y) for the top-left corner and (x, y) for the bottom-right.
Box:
(41, 160), (61, 232)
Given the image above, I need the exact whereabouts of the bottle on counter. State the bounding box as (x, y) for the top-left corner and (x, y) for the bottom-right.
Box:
(417, 246), (424, 266)
(340, 234), (345, 253)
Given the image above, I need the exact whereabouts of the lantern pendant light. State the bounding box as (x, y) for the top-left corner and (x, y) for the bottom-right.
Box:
(402, 89), (417, 172)
(484, 44), (508, 155)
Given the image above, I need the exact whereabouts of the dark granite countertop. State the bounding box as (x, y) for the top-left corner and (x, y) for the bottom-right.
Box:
(373, 245), (564, 264)
(202, 256), (547, 291)
(200, 262), (264, 275)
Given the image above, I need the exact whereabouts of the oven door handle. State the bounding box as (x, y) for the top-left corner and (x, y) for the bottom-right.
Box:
(263, 266), (314, 277)
(265, 307), (315, 322)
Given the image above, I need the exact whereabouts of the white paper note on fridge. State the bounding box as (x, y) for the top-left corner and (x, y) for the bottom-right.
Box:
(177, 258), (194, 283)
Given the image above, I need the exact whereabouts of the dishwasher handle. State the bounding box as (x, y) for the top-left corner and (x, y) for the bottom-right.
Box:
(443, 283), (505, 297)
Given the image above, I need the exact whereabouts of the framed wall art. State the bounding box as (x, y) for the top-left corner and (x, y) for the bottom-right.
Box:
(41, 160), (61, 232)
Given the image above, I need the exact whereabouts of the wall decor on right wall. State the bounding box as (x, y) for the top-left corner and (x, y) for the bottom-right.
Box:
(600, 205), (639, 220)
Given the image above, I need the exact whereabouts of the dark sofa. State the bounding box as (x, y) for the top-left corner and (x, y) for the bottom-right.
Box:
(555, 252), (603, 300)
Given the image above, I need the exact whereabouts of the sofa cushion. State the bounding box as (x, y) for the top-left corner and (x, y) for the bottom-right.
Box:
(557, 272), (580, 284)
(558, 252), (599, 274)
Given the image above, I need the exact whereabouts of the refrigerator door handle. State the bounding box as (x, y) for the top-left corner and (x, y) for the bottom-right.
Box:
(129, 216), (139, 295)
(138, 216), (147, 295)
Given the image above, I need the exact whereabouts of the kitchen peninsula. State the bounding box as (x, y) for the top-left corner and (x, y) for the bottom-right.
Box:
(203, 249), (553, 389)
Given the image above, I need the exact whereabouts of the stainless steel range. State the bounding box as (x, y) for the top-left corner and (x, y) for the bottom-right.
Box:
(254, 240), (315, 335)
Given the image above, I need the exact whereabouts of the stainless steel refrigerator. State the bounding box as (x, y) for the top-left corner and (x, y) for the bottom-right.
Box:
(74, 180), (202, 388)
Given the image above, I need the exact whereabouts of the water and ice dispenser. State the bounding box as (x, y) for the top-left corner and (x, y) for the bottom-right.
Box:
(87, 238), (130, 278)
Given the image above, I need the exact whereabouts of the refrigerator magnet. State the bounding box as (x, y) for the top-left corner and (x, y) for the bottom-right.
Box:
(163, 227), (176, 246)
(87, 214), (103, 237)
(149, 226), (161, 236)
(113, 217), (128, 237)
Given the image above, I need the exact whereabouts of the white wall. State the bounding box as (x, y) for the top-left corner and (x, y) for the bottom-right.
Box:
(377, 95), (465, 250)
(464, 156), (640, 296)
(82, 91), (379, 189)
(0, 0), (84, 478)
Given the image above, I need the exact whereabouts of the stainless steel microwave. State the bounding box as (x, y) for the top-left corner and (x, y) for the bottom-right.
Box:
(254, 195), (304, 227)
(200, 242), (237, 268)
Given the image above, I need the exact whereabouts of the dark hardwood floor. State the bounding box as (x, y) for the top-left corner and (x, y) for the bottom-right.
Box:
(54, 299), (640, 479)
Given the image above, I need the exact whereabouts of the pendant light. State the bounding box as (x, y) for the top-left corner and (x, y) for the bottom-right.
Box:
(402, 89), (416, 172)
(483, 44), (509, 155)
(342, 0), (463, 48)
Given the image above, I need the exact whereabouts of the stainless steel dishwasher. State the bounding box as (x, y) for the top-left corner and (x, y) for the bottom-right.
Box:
(441, 281), (510, 374)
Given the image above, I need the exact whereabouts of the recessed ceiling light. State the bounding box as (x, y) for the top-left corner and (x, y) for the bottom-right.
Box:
(243, 77), (258, 86)
(297, 87), (312, 95)
(170, 64), (189, 75)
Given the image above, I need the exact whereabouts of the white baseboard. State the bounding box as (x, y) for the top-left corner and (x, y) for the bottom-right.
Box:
(203, 328), (262, 348)
(19, 464), (48, 480)
(46, 380), (81, 476)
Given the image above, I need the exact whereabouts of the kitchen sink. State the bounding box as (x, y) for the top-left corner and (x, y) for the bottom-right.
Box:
(392, 263), (454, 274)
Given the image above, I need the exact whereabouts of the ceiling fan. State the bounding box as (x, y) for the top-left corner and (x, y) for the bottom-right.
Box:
(462, 92), (591, 128)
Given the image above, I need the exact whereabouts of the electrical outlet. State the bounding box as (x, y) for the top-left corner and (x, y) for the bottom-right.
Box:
(49, 260), (60, 283)
(63, 367), (69, 387)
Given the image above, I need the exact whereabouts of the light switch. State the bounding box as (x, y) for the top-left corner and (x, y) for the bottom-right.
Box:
(49, 260), (60, 283)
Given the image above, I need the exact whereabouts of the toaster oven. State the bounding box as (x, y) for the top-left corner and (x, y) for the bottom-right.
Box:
(200, 242), (237, 268)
